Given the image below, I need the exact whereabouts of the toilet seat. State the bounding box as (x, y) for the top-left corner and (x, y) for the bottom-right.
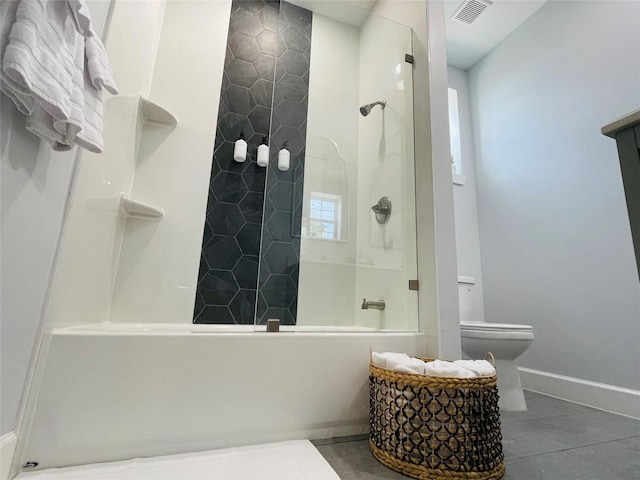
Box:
(460, 322), (534, 340)
(460, 322), (533, 332)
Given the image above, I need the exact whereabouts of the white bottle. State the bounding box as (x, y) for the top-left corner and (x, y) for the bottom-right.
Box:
(257, 136), (269, 167)
(233, 129), (247, 163)
(278, 140), (290, 171)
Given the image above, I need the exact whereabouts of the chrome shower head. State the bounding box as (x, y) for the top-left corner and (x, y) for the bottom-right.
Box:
(359, 100), (386, 116)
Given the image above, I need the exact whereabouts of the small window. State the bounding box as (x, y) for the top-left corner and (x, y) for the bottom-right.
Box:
(309, 192), (341, 240)
(448, 87), (463, 175)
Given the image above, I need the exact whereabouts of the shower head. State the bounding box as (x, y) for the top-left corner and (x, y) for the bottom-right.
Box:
(359, 100), (386, 117)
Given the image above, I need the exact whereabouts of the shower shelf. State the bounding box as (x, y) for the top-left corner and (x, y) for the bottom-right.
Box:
(139, 97), (178, 127)
(119, 193), (165, 220)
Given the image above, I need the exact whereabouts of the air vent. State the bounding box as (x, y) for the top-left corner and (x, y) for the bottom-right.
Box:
(451, 0), (493, 25)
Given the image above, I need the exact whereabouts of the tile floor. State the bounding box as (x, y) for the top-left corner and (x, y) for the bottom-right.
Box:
(314, 390), (640, 480)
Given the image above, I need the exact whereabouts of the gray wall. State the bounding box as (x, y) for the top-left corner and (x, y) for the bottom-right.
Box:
(448, 65), (485, 323)
(469, 0), (640, 389)
(0, 2), (112, 435)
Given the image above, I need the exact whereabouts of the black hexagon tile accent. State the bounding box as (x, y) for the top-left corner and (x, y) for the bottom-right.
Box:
(233, 256), (259, 289)
(200, 270), (239, 305)
(230, 289), (257, 324)
(236, 222), (262, 255)
(197, 306), (236, 324)
(254, 53), (276, 80)
(209, 203), (245, 236)
(212, 171), (248, 204)
(233, 8), (264, 36)
(264, 242), (298, 275)
(228, 33), (261, 62)
(226, 58), (259, 88)
(240, 191), (264, 223)
(222, 83), (256, 115)
(256, 30), (278, 56)
(262, 274), (297, 308)
(197, 0), (312, 326)
(203, 236), (242, 270)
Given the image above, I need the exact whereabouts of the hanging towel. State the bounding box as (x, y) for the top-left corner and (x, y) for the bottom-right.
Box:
(66, 0), (93, 38)
(0, 0), (36, 114)
(84, 32), (117, 95)
(1, 0), (117, 153)
(2, 0), (80, 120)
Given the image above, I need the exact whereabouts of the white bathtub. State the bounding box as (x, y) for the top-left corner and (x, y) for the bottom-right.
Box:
(19, 323), (428, 471)
(54, 323), (404, 335)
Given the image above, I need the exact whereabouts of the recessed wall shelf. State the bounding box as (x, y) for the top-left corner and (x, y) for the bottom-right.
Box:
(139, 97), (178, 127)
(119, 193), (165, 220)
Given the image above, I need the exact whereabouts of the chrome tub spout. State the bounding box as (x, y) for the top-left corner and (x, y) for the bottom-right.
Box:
(361, 298), (385, 310)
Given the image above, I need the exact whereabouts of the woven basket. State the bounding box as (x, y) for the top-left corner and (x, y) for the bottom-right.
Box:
(369, 356), (504, 480)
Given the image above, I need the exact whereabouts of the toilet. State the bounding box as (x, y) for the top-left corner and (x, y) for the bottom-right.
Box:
(458, 276), (534, 411)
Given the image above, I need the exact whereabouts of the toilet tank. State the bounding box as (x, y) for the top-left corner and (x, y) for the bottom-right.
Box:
(458, 276), (475, 323)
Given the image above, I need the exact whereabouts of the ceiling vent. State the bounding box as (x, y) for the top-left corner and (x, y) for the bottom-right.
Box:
(451, 0), (493, 26)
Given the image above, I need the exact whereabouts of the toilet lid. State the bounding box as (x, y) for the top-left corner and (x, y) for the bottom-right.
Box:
(461, 321), (533, 332)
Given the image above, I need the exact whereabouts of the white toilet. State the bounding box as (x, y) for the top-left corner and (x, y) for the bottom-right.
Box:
(458, 276), (534, 412)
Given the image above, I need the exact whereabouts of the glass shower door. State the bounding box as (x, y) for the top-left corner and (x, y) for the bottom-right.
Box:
(257, 2), (419, 331)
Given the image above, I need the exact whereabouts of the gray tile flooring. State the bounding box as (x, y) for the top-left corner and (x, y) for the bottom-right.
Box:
(314, 390), (640, 480)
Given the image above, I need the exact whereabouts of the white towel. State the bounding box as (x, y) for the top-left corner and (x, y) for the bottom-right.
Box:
(2, 0), (79, 120)
(1, 0), (117, 153)
(372, 352), (426, 374)
(372, 352), (410, 370)
(25, 105), (74, 150)
(452, 360), (496, 377)
(0, 0), (36, 114)
(424, 359), (476, 378)
(66, 0), (93, 37)
(393, 358), (426, 375)
(85, 33), (117, 95)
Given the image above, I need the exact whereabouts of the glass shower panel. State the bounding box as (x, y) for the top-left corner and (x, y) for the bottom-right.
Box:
(353, 15), (418, 332)
(257, 2), (418, 331)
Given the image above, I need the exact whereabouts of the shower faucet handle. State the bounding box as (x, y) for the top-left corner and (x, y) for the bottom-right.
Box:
(371, 197), (392, 224)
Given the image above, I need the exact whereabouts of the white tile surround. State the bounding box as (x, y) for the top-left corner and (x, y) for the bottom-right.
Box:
(15, 441), (339, 480)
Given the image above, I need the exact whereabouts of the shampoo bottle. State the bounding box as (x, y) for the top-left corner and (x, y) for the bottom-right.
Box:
(278, 140), (290, 171)
(233, 129), (247, 163)
(257, 136), (269, 167)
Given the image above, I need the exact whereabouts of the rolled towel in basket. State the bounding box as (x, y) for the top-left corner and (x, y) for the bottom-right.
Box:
(372, 352), (409, 369)
(453, 359), (496, 377)
(424, 359), (476, 378)
(393, 358), (426, 375)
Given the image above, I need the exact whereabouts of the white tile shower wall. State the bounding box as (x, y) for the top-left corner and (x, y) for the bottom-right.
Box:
(110, 128), (217, 323)
(109, 0), (230, 323)
(46, 97), (139, 327)
(297, 262), (356, 327)
(355, 12), (419, 330)
(297, 13), (360, 326)
(106, 0), (166, 98)
(44, 0), (168, 328)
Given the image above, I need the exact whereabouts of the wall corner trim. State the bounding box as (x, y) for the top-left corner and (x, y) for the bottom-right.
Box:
(519, 367), (640, 420)
(1, 432), (18, 480)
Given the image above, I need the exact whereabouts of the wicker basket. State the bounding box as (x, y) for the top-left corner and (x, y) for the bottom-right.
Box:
(369, 356), (504, 480)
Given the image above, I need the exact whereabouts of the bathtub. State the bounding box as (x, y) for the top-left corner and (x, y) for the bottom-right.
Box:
(18, 322), (428, 471)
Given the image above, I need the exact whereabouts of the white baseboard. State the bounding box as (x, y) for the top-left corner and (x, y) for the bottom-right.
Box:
(0, 432), (17, 480)
(519, 367), (640, 419)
